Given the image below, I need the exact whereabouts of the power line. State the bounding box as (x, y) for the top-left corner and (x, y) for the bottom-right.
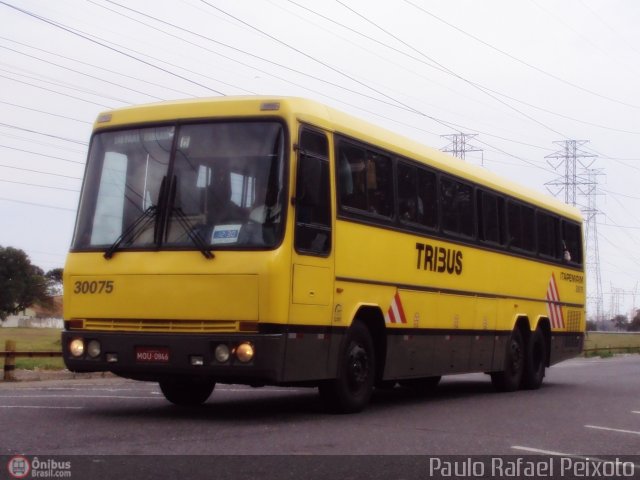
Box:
(333, 0), (569, 139)
(0, 35), (197, 98)
(0, 178), (79, 192)
(0, 71), (114, 108)
(530, 0), (640, 82)
(405, 0), (640, 111)
(0, 63), (130, 104)
(0, 163), (82, 180)
(98, 0), (425, 112)
(0, 100), (91, 124)
(0, 43), (164, 101)
(0, 1), (226, 96)
(0, 123), (87, 145)
(99, 0), (561, 168)
(201, 0), (424, 116)
(0, 131), (86, 153)
(0, 144), (84, 165)
(98, 0), (505, 150)
(284, 0), (603, 155)
(0, 196), (75, 212)
(88, 0), (259, 96)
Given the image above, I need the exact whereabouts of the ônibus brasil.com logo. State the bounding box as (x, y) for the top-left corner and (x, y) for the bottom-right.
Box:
(7, 456), (30, 479)
(7, 455), (72, 478)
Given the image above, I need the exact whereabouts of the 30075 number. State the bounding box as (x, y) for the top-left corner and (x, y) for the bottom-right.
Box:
(73, 280), (114, 294)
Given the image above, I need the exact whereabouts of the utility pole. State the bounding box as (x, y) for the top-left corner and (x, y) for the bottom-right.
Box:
(441, 133), (483, 164)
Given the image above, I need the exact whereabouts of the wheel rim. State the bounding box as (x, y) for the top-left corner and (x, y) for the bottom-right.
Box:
(346, 342), (370, 392)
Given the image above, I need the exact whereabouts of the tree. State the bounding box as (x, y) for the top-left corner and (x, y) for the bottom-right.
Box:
(0, 246), (49, 321)
(628, 310), (640, 332)
(45, 268), (64, 296)
(585, 320), (598, 331)
(611, 314), (629, 332)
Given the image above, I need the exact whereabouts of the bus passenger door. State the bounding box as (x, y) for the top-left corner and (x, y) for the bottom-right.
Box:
(286, 127), (335, 381)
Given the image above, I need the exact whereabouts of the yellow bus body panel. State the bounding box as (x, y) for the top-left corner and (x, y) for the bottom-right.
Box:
(64, 248), (293, 331)
(335, 220), (584, 333)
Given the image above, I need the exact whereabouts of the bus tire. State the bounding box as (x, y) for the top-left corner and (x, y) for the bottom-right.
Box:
(490, 327), (524, 392)
(159, 377), (215, 406)
(522, 328), (546, 390)
(319, 321), (375, 413)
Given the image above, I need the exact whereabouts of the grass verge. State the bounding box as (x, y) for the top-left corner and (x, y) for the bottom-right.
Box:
(0, 327), (64, 370)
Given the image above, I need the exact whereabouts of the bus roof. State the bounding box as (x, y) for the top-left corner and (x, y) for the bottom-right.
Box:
(94, 96), (582, 222)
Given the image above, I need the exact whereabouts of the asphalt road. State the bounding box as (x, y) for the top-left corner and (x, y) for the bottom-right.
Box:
(0, 355), (638, 478)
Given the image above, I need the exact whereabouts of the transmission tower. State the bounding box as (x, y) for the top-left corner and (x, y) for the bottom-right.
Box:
(441, 133), (483, 164)
(545, 140), (604, 324)
(609, 284), (624, 319)
(581, 168), (605, 326)
(545, 140), (596, 206)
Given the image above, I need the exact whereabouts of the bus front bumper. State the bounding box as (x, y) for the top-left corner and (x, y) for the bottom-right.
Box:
(61, 331), (286, 384)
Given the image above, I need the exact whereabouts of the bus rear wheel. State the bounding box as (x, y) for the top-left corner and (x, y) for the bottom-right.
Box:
(522, 328), (546, 390)
(159, 377), (215, 406)
(319, 321), (375, 413)
(490, 328), (524, 392)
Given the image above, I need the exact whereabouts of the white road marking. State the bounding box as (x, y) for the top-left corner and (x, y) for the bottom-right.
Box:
(511, 446), (575, 456)
(216, 387), (308, 393)
(512, 446), (639, 469)
(0, 394), (161, 400)
(585, 425), (640, 436)
(0, 405), (83, 410)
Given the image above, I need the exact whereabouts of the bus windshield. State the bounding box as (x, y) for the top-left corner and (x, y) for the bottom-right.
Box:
(73, 121), (287, 252)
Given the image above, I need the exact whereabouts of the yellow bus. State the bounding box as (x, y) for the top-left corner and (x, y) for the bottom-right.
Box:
(63, 97), (585, 412)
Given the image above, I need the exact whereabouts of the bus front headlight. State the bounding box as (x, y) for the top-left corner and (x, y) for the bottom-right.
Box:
(214, 344), (230, 363)
(235, 342), (254, 363)
(69, 338), (85, 358)
(87, 340), (101, 358)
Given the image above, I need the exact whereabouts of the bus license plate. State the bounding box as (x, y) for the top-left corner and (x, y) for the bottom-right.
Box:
(135, 346), (170, 363)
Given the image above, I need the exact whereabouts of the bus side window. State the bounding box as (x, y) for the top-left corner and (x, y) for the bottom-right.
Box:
(478, 190), (505, 245)
(507, 200), (535, 253)
(338, 144), (367, 211)
(398, 162), (419, 223)
(398, 162), (437, 229)
(440, 176), (474, 238)
(418, 168), (438, 229)
(562, 221), (583, 265)
(337, 141), (392, 217)
(537, 211), (560, 259)
(295, 130), (331, 255)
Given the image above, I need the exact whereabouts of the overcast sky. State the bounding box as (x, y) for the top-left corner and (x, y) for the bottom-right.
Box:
(1, 0), (639, 319)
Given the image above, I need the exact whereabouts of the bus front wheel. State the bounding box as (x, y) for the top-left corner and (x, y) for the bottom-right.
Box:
(159, 377), (215, 406)
(319, 321), (375, 413)
(490, 328), (524, 392)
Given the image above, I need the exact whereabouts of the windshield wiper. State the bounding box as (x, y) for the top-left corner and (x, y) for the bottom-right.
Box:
(103, 205), (157, 259)
(170, 206), (214, 259)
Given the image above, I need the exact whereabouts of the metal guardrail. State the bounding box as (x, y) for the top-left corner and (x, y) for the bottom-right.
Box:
(1, 340), (62, 381)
